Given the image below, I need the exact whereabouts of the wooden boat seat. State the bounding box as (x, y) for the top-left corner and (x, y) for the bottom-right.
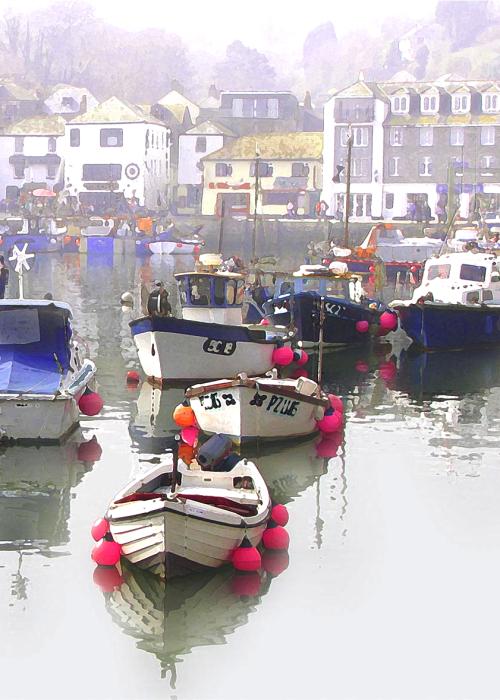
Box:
(177, 493), (258, 516)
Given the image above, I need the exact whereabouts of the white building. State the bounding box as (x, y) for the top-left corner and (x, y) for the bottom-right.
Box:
(177, 120), (236, 213)
(44, 85), (98, 116)
(0, 115), (65, 200)
(64, 97), (170, 212)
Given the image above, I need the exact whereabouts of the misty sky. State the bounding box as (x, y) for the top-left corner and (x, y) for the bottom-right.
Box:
(1, 0), (438, 54)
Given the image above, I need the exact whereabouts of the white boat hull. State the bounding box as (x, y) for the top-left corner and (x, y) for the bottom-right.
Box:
(190, 384), (322, 443)
(0, 394), (80, 442)
(148, 241), (197, 255)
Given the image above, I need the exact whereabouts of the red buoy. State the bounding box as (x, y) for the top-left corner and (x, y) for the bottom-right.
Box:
(262, 549), (290, 577)
(316, 408), (343, 434)
(259, 318), (270, 326)
(77, 437), (102, 463)
(379, 311), (398, 332)
(271, 504), (289, 527)
(91, 517), (109, 542)
(230, 571), (262, 597)
(173, 403), (196, 428)
(262, 524), (290, 550)
(328, 394), (344, 414)
(79, 390), (104, 417)
(92, 566), (124, 592)
(91, 535), (121, 567)
(355, 360), (369, 373)
(232, 537), (261, 571)
(355, 319), (369, 333)
(180, 425), (199, 447)
(272, 346), (294, 366)
(126, 370), (140, 384)
(297, 350), (309, 366)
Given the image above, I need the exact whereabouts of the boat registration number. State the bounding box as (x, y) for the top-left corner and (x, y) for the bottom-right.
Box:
(202, 339), (236, 356)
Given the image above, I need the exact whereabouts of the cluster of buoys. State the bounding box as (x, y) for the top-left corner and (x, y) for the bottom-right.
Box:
(78, 388), (104, 416)
(173, 402), (201, 449)
(232, 503), (290, 577)
(316, 393), (343, 434)
(230, 547), (290, 597)
(272, 345), (309, 367)
(90, 517), (122, 567)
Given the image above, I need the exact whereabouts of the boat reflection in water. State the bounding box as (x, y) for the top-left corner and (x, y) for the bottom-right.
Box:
(129, 382), (186, 454)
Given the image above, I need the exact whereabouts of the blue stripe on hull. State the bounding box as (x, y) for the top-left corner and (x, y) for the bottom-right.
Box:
(129, 316), (272, 343)
(397, 304), (500, 350)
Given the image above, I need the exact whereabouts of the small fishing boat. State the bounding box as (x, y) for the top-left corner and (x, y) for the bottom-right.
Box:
(135, 223), (205, 256)
(392, 251), (500, 350)
(0, 245), (99, 441)
(266, 264), (397, 348)
(0, 217), (64, 254)
(130, 254), (289, 384)
(106, 435), (271, 577)
(185, 371), (330, 444)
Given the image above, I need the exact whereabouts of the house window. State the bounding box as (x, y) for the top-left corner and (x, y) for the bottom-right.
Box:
(268, 98), (279, 118)
(389, 127), (403, 146)
(14, 137), (24, 153)
(13, 163), (24, 179)
(70, 128), (80, 147)
(481, 126), (495, 146)
(419, 127), (433, 146)
(195, 136), (207, 153)
(353, 127), (368, 147)
(100, 128), (123, 147)
(452, 94), (470, 113)
(47, 163), (57, 180)
(385, 193), (394, 209)
(483, 93), (499, 113)
(388, 156), (400, 176)
(145, 129), (149, 149)
(419, 156), (433, 176)
(242, 99), (254, 118)
(450, 126), (464, 146)
(421, 94), (438, 113)
(392, 95), (409, 114)
(48, 137), (56, 153)
(291, 162), (310, 177)
(82, 163), (122, 180)
(215, 162), (232, 177)
(351, 158), (368, 177)
(232, 98), (243, 117)
(480, 155), (494, 172)
(250, 161), (273, 177)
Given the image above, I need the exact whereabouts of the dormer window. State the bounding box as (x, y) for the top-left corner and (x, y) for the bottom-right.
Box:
(483, 93), (500, 113)
(391, 95), (409, 114)
(421, 94), (439, 114)
(452, 94), (470, 114)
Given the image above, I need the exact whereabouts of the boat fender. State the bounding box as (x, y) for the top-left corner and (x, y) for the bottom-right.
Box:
(91, 517), (109, 542)
(91, 533), (121, 567)
(173, 402), (196, 428)
(270, 504), (289, 527)
(232, 536), (261, 572)
(79, 389), (104, 416)
(379, 311), (398, 332)
(297, 349), (309, 366)
(328, 394), (344, 414)
(272, 346), (294, 366)
(355, 320), (369, 333)
(180, 426), (199, 447)
(316, 407), (343, 434)
(262, 522), (290, 550)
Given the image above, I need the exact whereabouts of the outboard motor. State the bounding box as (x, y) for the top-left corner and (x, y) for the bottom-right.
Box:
(197, 434), (238, 471)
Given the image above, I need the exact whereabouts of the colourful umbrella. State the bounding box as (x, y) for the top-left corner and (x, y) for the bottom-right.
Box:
(32, 188), (57, 197)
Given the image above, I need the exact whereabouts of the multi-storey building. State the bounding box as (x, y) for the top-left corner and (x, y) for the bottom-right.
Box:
(201, 132), (323, 217)
(322, 78), (500, 221)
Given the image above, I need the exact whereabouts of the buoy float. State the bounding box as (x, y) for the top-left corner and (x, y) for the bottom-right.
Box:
(173, 402), (196, 428)
(180, 425), (199, 447)
(270, 504), (289, 527)
(316, 407), (343, 434)
(262, 523), (290, 550)
(379, 311), (398, 332)
(230, 571), (262, 597)
(91, 533), (121, 567)
(79, 389), (104, 416)
(77, 437), (102, 463)
(231, 536), (261, 571)
(91, 517), (109, 542)
(297, 349), (309, 366)
(272, 345), (294, 366)
(92, 566), (124, 593)
(355, 319), (369, 333)
(259, 318), (270, 326)
(328, 394), (344, 414)
(355, 360), (369, 373)
(262, 550), (290, 577)
(178, 442), (195, 464)
(126, 370), (140, 384)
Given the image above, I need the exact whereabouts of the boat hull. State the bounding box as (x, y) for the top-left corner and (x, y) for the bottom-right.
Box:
(395, 303), (500, 350)
(148, 241), (198, 256)
(130, 316), (277, 383)
(0, 394), (80, 442)
(1, 234), (62, 254)
(190, 384), (321, 443)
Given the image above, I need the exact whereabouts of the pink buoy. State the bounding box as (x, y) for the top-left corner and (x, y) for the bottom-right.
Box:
(328, 394), (344, 414)
(262, 549), (290, 577)
(262, 524), (289, 550)
(126, 370), (140, 384)
(271, 504), (289, 527)
(230, 571), (262, 597)
(92, 566), (124, 593)
(79, 390), (104, 417)
(180, 425), (199, 447)
(297, 350), (309, 366)
(272, 346), (294, 366)
(91, 536), (121, 567)
(259, 318), (270, 326)
(316, 409), (343, 434)
(355, 360), (369, 373)
(379, 311), (398, 332)
(232, 537), (261, 571)
(355, 319), (369, 333)
(91, 517), (109, 542)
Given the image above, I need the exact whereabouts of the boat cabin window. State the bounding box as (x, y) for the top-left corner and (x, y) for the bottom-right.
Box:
(189, 276), (211, 305)
(225, 279), (237, 305)
(427, 264), (451, 280)
(325, 279), (350, 299)
(214, 277), (226, 305)
(236, 280), (245, 304)
(482, 290), (493, 302)
(0, 308), (40, 345)
(278, 281), (293, 296)
(460, 264), (486, 282)
(466, 291), (480, 303)
(178, 277), (189, 304)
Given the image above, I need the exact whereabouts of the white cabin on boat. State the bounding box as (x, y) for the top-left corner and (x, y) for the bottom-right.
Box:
(411, 252), (500, 305)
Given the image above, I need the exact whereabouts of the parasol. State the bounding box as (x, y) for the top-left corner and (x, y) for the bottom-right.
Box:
(32, 188), (57, 198)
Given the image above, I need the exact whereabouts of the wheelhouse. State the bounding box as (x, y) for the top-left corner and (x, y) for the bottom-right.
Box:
(175, 272), (246, 310)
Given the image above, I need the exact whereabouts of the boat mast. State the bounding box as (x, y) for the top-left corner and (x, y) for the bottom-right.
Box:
(343, 127), (353, 249)
(251, 146), (260, 262)
(218, 199), (226, 255)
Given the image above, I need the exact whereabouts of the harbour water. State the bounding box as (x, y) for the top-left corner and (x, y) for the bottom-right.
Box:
(2, 252), (500, 700)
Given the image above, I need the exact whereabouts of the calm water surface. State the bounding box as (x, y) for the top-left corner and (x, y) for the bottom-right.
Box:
(1, 252), (500, 700)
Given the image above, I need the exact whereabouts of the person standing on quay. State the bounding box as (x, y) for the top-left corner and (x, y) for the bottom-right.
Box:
(0, 256), (9, 299)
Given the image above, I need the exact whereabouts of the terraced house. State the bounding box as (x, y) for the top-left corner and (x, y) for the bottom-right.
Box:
(322, 77), (500, 221)
(201, 132), (323, 217)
